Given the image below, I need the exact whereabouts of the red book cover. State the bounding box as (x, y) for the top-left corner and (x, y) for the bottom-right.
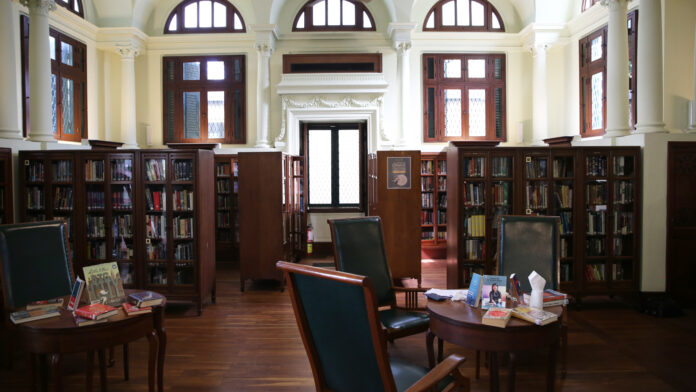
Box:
(122, 302), (152, 316)
(153, 191), (161, 211)
(74, 303), (118, 320)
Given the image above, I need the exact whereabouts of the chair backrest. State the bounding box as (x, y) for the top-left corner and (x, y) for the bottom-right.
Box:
(498, 215), (560, 293)
(0, 221), (74, 308)
(328, 217), (396, 308)
(277, 261), (396, 392)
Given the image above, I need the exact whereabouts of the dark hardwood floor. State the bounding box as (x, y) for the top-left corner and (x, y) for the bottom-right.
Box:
(1, 259), (694, 391)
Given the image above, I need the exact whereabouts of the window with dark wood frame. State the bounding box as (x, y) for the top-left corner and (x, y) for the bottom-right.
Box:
(423, 0), (505, 32)
(163, 55), (246, 144)
(579, 10), (638, 137)
(292, 0), (376, 32)
(422, 54), (506, 143)
(164, 0), (246, 34)
(55, 0), (84, 18)
(582, 0), (601, 12)
(20, 15), (87, 142)
(301, 122), (367, 212)
(282, 53), (382, 73)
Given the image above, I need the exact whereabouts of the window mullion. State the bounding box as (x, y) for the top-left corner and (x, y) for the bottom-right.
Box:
(331, 128), (339, 207)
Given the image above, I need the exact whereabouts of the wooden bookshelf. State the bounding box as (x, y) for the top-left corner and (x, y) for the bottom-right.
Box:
(289, 156), (306, 260)
(420, 152), (447, 259)
(214, 154), (239, 261)
(367, 150), (422, 284)
(446, 145), (641, 300)
(18, 149), (215, 314)
(0, 148), (13, 225)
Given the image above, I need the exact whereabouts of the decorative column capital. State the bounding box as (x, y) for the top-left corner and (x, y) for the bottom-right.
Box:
(394, 41), (412, 55)
(529, 44), (549, 57)
(115, 45), (141, 60)
(600, 0), (629, 11)
(255, 43), (273, 56)
(19, 0), (56, 14)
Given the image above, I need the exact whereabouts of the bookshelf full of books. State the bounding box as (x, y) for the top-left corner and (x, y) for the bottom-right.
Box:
(0, 148), (13, 225)
(420, 153), (448, 259)
(446, 144), (640, 300)
(289, 156), (306, 260)
(214, 155), (239, 261)
(18, 148), (215, 314)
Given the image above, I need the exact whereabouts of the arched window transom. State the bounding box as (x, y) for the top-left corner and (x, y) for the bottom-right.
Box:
(56, 0), (84, 18)
(293, 0), (376, 32)
(423, 0), (504, 32)
(165, 0), (246, 34)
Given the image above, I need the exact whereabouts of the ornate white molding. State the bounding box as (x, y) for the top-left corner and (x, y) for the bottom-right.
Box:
(19, 0), (56, 14)
(600, 0), (629, 11)
(394, 41), (412, 55)
(255, 43), (273, 56)
(276, 73), (388, 95)
(116, 45), (140, 59)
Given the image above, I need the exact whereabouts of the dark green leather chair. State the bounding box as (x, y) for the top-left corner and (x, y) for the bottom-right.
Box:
(277, 261), (469, 392)
(328, 217), (429, 341)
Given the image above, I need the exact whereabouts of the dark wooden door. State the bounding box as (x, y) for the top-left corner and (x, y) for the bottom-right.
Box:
(667, 142), (696, 307)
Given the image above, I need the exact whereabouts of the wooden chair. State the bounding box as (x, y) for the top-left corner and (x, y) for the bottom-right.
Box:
(497, 215), (568, 376)
(277, 261), (470, 392)
(328, 217), (429, 341)
(0, 221), (128, 379)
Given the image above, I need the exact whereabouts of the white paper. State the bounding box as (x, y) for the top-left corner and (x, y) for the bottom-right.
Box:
(425, 288), (469, 301)
(528, 271), (546, 310)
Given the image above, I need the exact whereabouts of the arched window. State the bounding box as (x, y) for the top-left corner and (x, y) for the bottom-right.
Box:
(293, 0), (375, 32)
(423, 0), (504, 32)
(164, 0), (246, 34)
(55, 0), (84, 18)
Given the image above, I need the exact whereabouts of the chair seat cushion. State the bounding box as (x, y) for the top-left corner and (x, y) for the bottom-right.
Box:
(380, 308), (429, 331)
(390, 357), (452, 392)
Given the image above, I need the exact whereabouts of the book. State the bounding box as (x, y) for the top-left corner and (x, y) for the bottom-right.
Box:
(129, 291), (164, 308)
(523, 289), (569, 308)
(74, 303), (118, 320)
(10, 307), (61, 324)
(26, 298), (64, 310)
(74, 316), (110, 327)
(482, 307), (513, 328)
(465, 273), (483, 307)
(481, 275), (508, 310)
(122, 302), (152, 316)
(67, 276), (85, 311)
(508, 273), (523, 304)
(511, 306), (559, 326)
(83, 262), (125, 306)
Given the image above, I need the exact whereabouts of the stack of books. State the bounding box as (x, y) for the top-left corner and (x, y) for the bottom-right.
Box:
(523, 289), (569, 307)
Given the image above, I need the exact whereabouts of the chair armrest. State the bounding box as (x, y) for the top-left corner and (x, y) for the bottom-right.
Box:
(393, 287), (429, 310)
(404, 354), (470, 392)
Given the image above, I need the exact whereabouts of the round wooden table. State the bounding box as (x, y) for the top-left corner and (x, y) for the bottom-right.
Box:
(426, 300), (562, 392)
(13, 291), (166, 392)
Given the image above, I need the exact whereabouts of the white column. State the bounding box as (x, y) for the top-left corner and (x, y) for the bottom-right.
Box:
(532, 44), (549, 142)
(602, 0), (630, 137)
(117, 46), (139, 148)
(0, 0), (22, 139)
(395, 41), (412, 148)
(103, 54), (113, 141)
(689, 26), (696, 131)
(635, 0), (666, 134)
(23, 0), (57, 142)
(255, 43), (272, 149)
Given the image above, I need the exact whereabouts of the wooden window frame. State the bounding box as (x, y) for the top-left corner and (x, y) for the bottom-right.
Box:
(282, 53), (382, 73)
(292, 0), (376, 32)
(422, 0), (505, 32)
(164, 0), (246, 34)
(20, 15), (87, 142)
(582, 0), (601, 12)
(162, 55), (246, 144)
(579, 10), (638, 138)
(55, 0), (84, 18)
(301, 122), (367, 213)
(422, 53), (506, 143)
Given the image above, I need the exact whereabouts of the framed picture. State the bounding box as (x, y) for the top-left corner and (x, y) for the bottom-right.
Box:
(387, 156), (411, 189)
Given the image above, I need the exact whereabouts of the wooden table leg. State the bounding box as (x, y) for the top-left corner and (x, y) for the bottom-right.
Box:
(507, 352), (517, 392)
(39, 354), (48, 392)
(86, 351), (95, 392)
(437, 338), (444, 363)
(489, 352), (499, 392)
(28, 353), (37, 392)
(154, 306), (167, 392)
(476, 350), (481, 380)
(547, 342), (558, 392)
(147, 330), (157, 392)
(50, 353), (62, 392)
(98, 349), (107, 392)
(123, 344), (129, 381)
(426, 330), (435, 368)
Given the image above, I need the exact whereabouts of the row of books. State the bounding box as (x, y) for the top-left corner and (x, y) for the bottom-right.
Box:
(421, 210), (434, 225)
(87, 240), (106, 259)
(525, 158), (547, 179)
(438, 177), (447, 191)
(147, 264), (194, 285)
(560, 263), (573, 282)
(86, 190), (105, 210)
(420, 160), (435, 175)
(111, 159), (133, 181)
(85, 160), (105, 181)
(554, 185), (573, 208)
(586, 156), (607, 177)
(492, 182), (511, 206)
(146, 242), (166, 260)
(438, 210), (447, 225)
(86, 216), (106, 237)
(586, 183), (607, 205)
(464, 214), (486, 237)
(553, 157), (573, 178)
(614, 237), (630, 256)
(173, 189), (194, 211)
(174, 242), (194, 260)
(112, 186), (132, 209)
(525, 181), (548, 209)
(421, 230), (434, 240)
(586, 238), (605, 256)
(559, 211), (573, 235)
(463, 182), (485, 206)
(437, 231), (447, 240)
(422, 193), (433, 208)
(614, 181), (634, 204)
(216, 179), (231, 193)
(585, 263), (606, 281)
(26, 161), (45, 182)
(491, 157), (511, 177)
(437, 193), (447, 208)
(586, 210), (606, 235)
(561, 237), (572, 258)
(421, 177), (434, 191)
(614, 211), (634, 234)
(145, 188), (166, 211)
(27, 186), (44, 209)
(146, 215), (166, 239)
(217, 195), (231, 209)
(112, 236), (133, 260)
(217, 212), (231, 227)
(54, 186), (73, 210)
(173, 217), (194, 239)
(464, 238), (484, 260)
(145, 159), (166, 181)
(463, 157), (485, 177)
(112, 215), (133, 238)
(52, 160), (73, 181)
(173, 160), (194, 181)
(614, 156), (634, 177)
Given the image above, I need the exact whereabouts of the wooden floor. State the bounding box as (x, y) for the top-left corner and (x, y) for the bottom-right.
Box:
(1, 259), (695, 392)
